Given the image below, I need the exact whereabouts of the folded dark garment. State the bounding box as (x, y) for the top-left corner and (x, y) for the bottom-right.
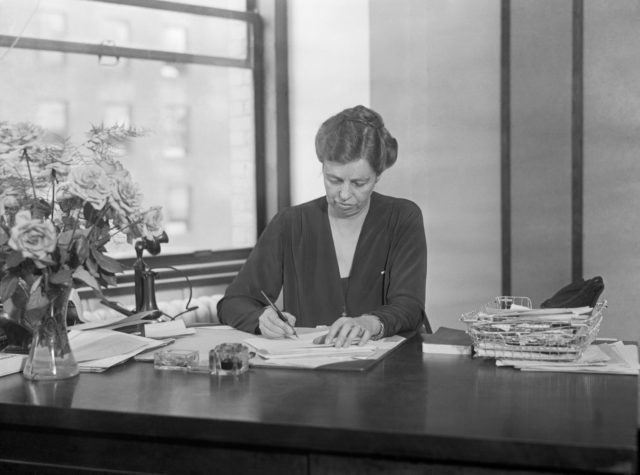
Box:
(541, 276), (604, 309)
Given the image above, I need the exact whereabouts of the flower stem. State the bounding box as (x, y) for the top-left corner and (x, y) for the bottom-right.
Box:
(50, 169), (56, 220)
(85, 200), (114, 248)
(64, 209), (81, 253)
(22, 148), (38, 200)
(108, 217), (141, 240)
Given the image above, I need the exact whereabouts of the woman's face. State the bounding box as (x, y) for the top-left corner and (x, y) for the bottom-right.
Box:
(323, 158), (379, 219)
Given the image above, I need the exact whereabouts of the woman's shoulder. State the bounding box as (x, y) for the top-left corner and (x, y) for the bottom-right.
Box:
(282, 196), (325, 214)
(269, 196), (325, 224)
(371, 192), (422, 216)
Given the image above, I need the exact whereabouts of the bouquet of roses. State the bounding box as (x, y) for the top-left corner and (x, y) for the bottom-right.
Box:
(0, 121), (166, 335)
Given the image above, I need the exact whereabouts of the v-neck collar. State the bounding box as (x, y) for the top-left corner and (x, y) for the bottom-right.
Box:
(323, 192), (378, 282)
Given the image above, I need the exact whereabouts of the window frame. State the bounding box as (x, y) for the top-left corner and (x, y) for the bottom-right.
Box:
(0, 0), (267, 293)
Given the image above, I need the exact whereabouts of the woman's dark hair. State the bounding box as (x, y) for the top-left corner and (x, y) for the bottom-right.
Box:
(314, 105), (398, 175)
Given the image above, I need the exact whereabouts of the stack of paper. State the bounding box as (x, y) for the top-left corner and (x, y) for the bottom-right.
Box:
(496, 341), (639, 375)
(244, 330), (377, 360)
(68, 330), (170, 372)
(70, 310), (158, 332)
(484, 306), (593, 317)
(0, 353), (26, 377)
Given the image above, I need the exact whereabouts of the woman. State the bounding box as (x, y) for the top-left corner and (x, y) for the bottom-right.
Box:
(218, 105), (430, 347)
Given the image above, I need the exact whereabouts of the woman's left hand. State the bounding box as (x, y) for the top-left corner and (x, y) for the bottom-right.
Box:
(317, 314), (382, 348)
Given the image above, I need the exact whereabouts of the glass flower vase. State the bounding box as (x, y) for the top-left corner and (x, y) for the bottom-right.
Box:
(22, 288), (79, 381)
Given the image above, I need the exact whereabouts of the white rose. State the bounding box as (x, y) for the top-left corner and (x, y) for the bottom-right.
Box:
(141, 207), (165, 240)
(9, 216), (57, 260)
(65, 164), (112, 210)
(110, 170), (143, 217)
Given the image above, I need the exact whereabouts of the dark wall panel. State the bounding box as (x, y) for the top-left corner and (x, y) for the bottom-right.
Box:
(510, 0), (573, 306)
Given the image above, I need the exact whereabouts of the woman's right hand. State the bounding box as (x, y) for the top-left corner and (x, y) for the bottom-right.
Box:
(258, 307), (297, 339)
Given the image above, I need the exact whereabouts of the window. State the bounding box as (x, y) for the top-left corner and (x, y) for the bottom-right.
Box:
(162, 104), (189, 159)
(36, 100), (68, 136)
(166, 184), (192, 234)
(161, 25), (188, 78)
(101, 18), (131, 68)
(0, 0), (262, 263)
(103, 103), (132, 128)
(37, 10), (66, 66)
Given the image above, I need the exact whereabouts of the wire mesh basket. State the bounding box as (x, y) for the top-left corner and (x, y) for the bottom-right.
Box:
(460, 296), (606, 361)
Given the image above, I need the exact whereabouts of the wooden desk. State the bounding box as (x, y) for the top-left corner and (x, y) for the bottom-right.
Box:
(0, 333), (635, 474)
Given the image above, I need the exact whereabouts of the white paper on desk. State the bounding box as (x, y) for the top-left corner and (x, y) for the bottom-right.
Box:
(192, 325), (235, 330)
(497, 345), (610, 368)
(68, 330), (169, 371)
(252, 335), (405, 368)
(133, 326), (250, 362)
(71, 315), (127, 331)
(143, 320), (195, 339)
(132, 327), (404, 370)
(244, 330), (376, 360)
(254, 354), (364, 368)
(498, 342), (639, 375)
(0, 353), (26, 377)
(71, 311), (159, 332)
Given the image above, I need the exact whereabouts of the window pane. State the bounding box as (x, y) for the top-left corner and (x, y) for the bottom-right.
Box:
(3, 0), (248, 60)
(37, 9), (67, 66)
(0, 42), (256, 258)
(35, 100), (68, 136)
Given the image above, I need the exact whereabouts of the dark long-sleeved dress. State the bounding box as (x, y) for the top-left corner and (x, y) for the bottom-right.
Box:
(217, 192), (430, 336)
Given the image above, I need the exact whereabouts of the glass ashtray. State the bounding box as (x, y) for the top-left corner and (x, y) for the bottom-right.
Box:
(154, 349), (199, 370)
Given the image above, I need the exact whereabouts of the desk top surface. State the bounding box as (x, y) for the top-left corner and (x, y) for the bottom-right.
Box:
(0, 333), (636, 473)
